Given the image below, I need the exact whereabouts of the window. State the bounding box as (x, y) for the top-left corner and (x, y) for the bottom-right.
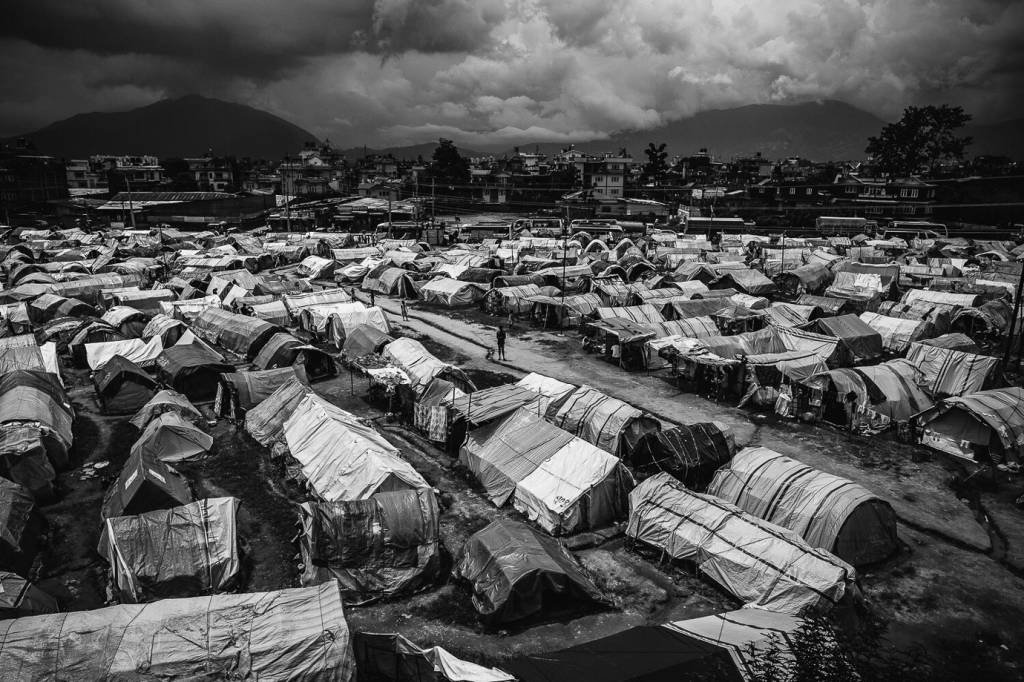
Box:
(609, 188), (620, 196)
(909, 188), (919, 198)
(806, 188), (812, 195)
(789, 187), (796, 195)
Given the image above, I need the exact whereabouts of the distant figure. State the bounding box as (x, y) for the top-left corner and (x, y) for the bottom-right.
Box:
(496, 325), (507, 360)
(400, 299), (409, 321)
(844, 391), (860, 433)
(369, 291), (376, 307)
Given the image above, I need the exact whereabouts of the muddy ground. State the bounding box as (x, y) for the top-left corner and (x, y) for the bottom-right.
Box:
(28, 294), (1024, 680)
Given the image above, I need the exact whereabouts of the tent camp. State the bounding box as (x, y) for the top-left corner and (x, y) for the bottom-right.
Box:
(131, 411), (213, 463)
(629, 422), (735, 490)
(460, 407), (633, 535)
(383, 337), (476, 395)
(192, 307), (281, 359)
(129, 389), (203, 430)
(453, 519), (606, 624)
(92, 354), (157, 415)
(904, 341), (999, 398)
(551, 385), (660, 457)
(283, 394), (428, 501)
(102, 497), (240, 603)
(101, 449), (193, 520)
(155, 344), (234, 402)
(298, 487), (441, 604)
(418, 277), (487, 307)
(708, 447), (899, 565)
(509, 608), (802, 682)
(0, 582), (354, 680)
(805, 314), (884, 364)
(917, 387), (1024, 463)
(626, 473), (857, 614)
(0, 572), (58, 619)
(799, 361), (933, 429)
(859, 311), (932, 353)
(244, 377), (313, 446)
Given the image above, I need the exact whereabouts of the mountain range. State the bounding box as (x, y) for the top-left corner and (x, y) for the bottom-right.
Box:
(9, 95), (1023, 163)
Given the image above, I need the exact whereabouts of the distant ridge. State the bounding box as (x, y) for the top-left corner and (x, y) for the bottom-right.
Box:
(10, 95), (320, 159)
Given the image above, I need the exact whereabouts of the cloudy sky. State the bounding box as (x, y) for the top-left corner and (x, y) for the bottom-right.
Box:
(1, 0), (1021, 146)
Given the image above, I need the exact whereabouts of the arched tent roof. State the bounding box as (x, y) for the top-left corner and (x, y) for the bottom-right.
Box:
(803, 361), (933, 423)
(0, 370), (73, 452)
(918, 387), (1024, 460)
(382, 338), (475, 395)
(0, 478), (39, 573)
(774, 262), (833, 296)
(418, 277), (487, 307)
(0, 573), (58, 619)
(551, 385), (660, 457)
(155, 345), (234, 402)
(243, 377), (313, 447)
(141, 314), (187, 347)
(130, 389), (203, 430)
(629, 422), (734, 489)
(341, 324), (394, 358)
(327, 306), (390, 348)
(904, 341), (999, 399)
(708, 446), (899, 566)
(192, 307), (281, 359)
(453, 519), (605, 624)
(859, 311), (932, 353)
(805, 314), (883, 364)
(216, 366), (308, 419)
(92, 355), (157, 415)
(131, 411), (213, 463)
(626, 472), (857, 615)
(251, 333), (335, 381)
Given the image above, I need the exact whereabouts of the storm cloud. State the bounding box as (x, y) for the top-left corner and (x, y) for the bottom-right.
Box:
(0, 0), (1021, 146)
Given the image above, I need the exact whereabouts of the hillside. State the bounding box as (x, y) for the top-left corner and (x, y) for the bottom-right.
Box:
(11, 95), (320, 159)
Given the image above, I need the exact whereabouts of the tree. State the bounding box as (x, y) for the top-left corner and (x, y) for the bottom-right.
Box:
(866, 105), (972, 177)
(429, 138), (470, 185)
(643, 142), (669, 185)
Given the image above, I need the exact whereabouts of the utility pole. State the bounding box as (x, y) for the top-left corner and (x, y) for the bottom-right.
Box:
(431, 178), (436, 226)
(387, 189), (393, 239)
(126, 177), (136, 229)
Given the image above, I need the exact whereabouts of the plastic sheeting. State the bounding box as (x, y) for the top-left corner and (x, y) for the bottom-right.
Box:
(131, 411), (213, 463)
(626, 472), (857, 614)
(919, 387), (1024, 458)
(130, 389), (203, 430)
(904, 341), (999, 399)
(0, 572), (58, 619)
(102, 449), (193, 520)
(244, 377), (313, 446)
(419, 277), (487, 306)
(283, 394), (427, 501)
(383, 337), (475, 395)
(299, 487), (441, 604)
(92, 354), (158, 414)
(859, 311), (931, 353)
(103, 497), (240, 602)
(454, 519), (605, 623)
(552, 385), (660, 456)
(354, 633), (514, 682)
(708, 447), (899, 566)
(807, 314), (883, 363)
(629, 422), (734, 489)
(0, 582), (354, 680)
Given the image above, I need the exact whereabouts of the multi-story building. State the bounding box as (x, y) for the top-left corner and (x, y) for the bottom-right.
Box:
(65, 158), (108, 193)
(280, 144), (349, 197)
(0, 148), (69, 205)
(91, 155), (164, 193)
(185, 157), (235, 192)
(583, 153), (632, 199)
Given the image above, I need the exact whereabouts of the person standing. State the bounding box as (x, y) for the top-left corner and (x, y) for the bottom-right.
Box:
(369, 291), (375, 307)
(496, 325), (507, 361)
(400, 299), (409, 321)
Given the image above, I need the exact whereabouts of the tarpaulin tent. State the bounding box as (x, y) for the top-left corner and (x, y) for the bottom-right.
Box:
(419, 277), (487, 307)
(796, 294), (851, 317)
(342, 323), (394, 358)
(298, 487), (441, 604)
(801, 361), (933, 428)
(326, 306), (391, 348)
(244, 377), (313, 446)
(764, 302), (820, 328)
(0, 477), (40, 574)
(193, 307), (281, 359)
(663, 297), (728, 321)
(69, 320), (126, 365)
(283, 394), (428, 502)
(131, 411), (213, 463)
(515, 372), (575, 415)
(0, 582), (354, 680)
(593, 304), (665, 325)
(708, 447), (899, 566)
(102, 497), (240, 603)
(156, 344), (234, 402)
(483, 284), (544, 315)
(525, 293), (603, 328)
(918, 333), (980, 353)
(248, 299), (291, 326)
(383, 337), (476, 396)
(298, 301), (366, 336)
(551, 385), (660, 457)
(0, 572), (58, 619)
(903, 288), (980, 309)
(129, 389), (203, 430)
(453, 519), (605, 624)
(28, 293), (96, 323)
(215, 366), (307, 420)
(904, 341), (1000, 399)
(92, 354), (157, 414)
(0, 335), (59, 380)
(85, 336), (164, 370)
(101, 305), (149, 338)
(805, 314), (883, 364)
(0, 368), (73, 458)
(353, 633), (514, 682)
(461, 407), (632, 535)
(859, 311), (932, 353)
(141, 313), (187, 346)
(629, 422), (734, 490)
(713, 269), (777, 296)
(917, 387), (1024, 462)
(774, 262), (833, 297)
(0, 425), (57, 501)
(252, 332), (336, 381)
(626, 473), (857, 614)
(101, 450), (193, 521)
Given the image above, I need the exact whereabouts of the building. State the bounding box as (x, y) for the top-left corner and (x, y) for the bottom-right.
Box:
(65, 159), (108, 194)
(0, 147), (69, 205)
(280, 145), (348, 197)
(831, 174), (937, 217)
(185, 157), (235, 192)
(583, 153), (632, 199)
(92, 155), (164, 193)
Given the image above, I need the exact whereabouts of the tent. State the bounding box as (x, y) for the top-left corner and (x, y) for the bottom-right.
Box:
(0, 582), (354, 680)
(917, 387), (1024, 462)
(298, 487), (441, 604)
(156, 344), (234, 402)
(129, 389), (203, 430)
(326, 306), (391, 348)
(551, 385), (660, 457)
(192, 307), (281, 359)
(525, 293), (603, 328)
(805, 314), (883, 364)
(453, 519), (605, 624)
(461, 407), (633, 535)
(101, 305), (149, 338)
(859, 311), (932, 353)
(774, 262), (833, 297)
(92, 354), (157, 415)
(713, 269), (777, 296)
(515, 372), (575, 415)
(708, 447), (899, 566)
(904, 341), (1000, 398)
(244, 377), (313, 446)
(353, 633), (513, 682)
(0, 425), (58, 501)
(69, 320), (127, 365)
(0, 572), (58, 619)
(141, 313), (188, 346)
(626, 473), (857, 614)
(800, 361), (933, 428)
(248, 299), (291, 326)
(446, 383), (543, 448)
(102, 497), (240, 603)
(252, 332), (337, 381)
(418, 277), (487, 307)
(85, 336), (164, 370)
(283, 394), (428, 501)
(917, 333), (980, 353)
(484, 284), (544, 315)
(131, 411), (213, 463)
(383, 337), (476, 396)
(284, 288), (354, 317)
(298, 301), (366, 336)
(342, 323), (394, 358)
(629, 422), (735, 490)
(593, 304), (665, 325)
(0, 477), (40, 574)
(215, 366), (307, 419)
(0, 369), (74, 461)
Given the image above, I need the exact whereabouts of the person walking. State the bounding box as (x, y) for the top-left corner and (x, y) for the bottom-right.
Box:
(400, 299), (409, 321)
(369, 291), (375, 307)
(496, 325), (507, 361)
